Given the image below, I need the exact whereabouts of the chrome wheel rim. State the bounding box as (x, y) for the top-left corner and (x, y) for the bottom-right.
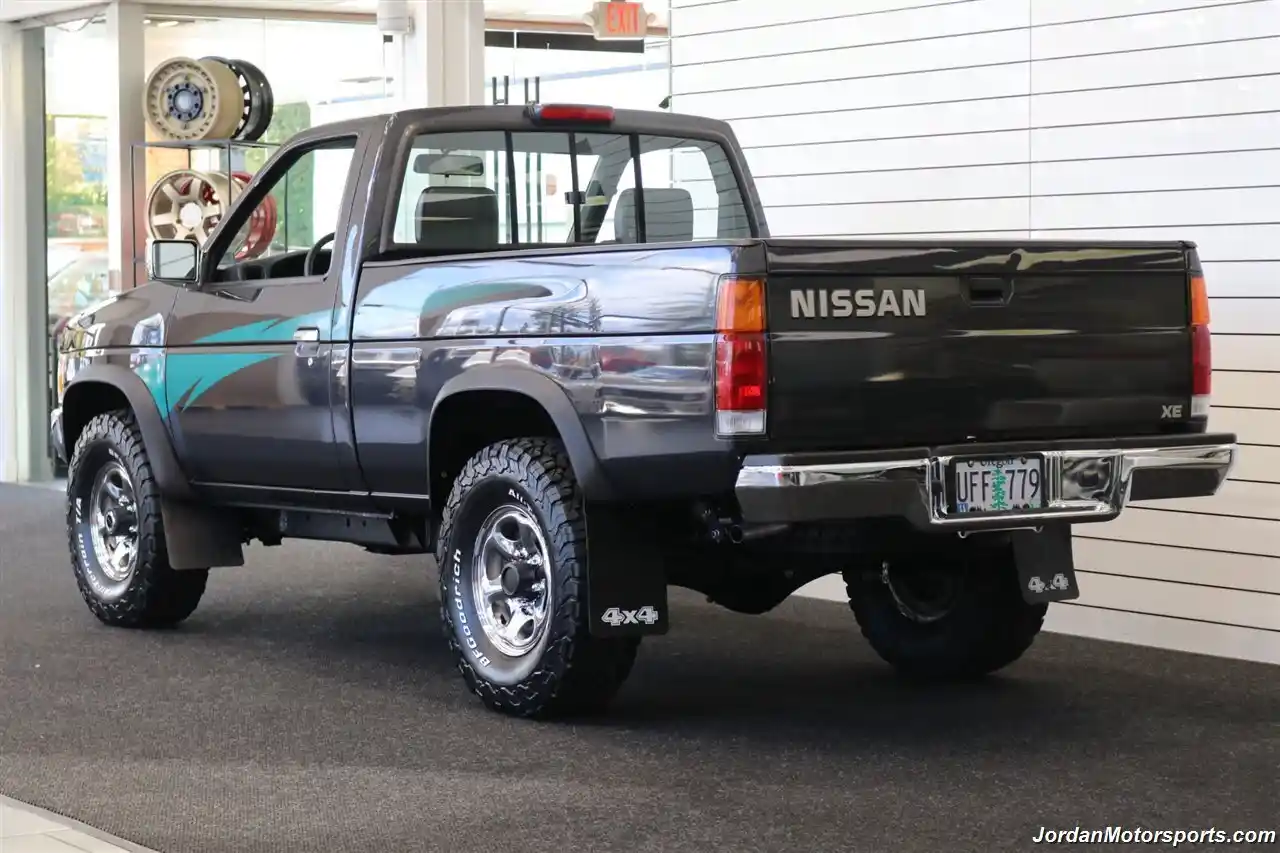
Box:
(471, 503), (552, 658)
(89, 461), (139, 583)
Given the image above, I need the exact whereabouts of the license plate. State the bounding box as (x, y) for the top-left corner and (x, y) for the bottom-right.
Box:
(951, 456), (1045, 513)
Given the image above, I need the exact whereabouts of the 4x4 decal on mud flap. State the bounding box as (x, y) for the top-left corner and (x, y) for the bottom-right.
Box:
(601, 606), (661, 627)
(1026, 574), (1071, 595)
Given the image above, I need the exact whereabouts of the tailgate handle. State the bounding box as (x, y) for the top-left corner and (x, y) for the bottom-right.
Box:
(964, 277), (1012, 306)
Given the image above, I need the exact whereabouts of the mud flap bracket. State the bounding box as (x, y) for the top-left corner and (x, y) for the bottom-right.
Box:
(1010, 524), (1080, 604)
(583, 502), (669, 637)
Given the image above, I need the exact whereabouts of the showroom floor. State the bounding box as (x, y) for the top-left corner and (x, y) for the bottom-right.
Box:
(1, 796), (155, 852)
(1, 483), (1275, 853)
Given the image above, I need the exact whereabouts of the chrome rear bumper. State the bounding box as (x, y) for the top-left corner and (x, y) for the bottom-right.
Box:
(734, 434), (1236, 532)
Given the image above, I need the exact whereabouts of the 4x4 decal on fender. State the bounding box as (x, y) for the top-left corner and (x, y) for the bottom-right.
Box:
(601, 606), (660, 627)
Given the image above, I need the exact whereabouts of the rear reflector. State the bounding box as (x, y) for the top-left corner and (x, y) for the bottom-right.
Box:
(714, 277), (767, 436)
(1190, 274), (1211, 418)
(526, 103), (615, 125)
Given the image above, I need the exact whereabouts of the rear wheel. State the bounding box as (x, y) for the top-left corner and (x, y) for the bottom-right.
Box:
(845, 549), (1045, 679)
(437, 437), (639, 718)
(66, 410), (208, 628)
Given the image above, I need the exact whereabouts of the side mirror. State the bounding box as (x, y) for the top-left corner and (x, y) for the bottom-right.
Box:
(148, 239), (200, 283)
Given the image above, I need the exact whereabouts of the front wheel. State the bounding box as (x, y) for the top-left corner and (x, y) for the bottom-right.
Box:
(437, 437), (639, 718)
(845, 549), (1046, 680)
(66, 410), (209, 628)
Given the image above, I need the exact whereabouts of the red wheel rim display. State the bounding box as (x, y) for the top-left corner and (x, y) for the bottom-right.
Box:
(229, 170), (277, 260)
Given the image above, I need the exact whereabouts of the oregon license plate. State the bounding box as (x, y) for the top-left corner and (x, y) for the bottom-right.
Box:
(952, 456), (1045, 513)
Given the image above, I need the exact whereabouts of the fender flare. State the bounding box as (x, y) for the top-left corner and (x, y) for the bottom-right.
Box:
(61, 363), (244, 570)
(62, 363), (194, 500)
(428, 366), (613, 502)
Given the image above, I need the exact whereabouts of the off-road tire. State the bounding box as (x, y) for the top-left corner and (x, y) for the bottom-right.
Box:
(67, 409), (208, 628)
(437, 437), (640, 718)
(844, 551), (1046, 680)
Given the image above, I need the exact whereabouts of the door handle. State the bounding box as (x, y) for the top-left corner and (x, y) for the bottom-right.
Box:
(294, 327), (321, 357)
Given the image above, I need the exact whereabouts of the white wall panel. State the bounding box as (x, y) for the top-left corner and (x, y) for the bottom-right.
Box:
(765, 197), (1029, 237)
(1078, 508), (1280, 555)
(1031, 0), (1251, 26)
(1202, 263), (1280, 297)
(1031, 1), (1280, 58)
(1032, 76), (1280, 128)
(1071, 572), (1280, 631)
(1032, 187), (1280, 230)
(1074, 538), (1280, 593)
(1207, 300), (1280, 335)
(753, 164), (1028, 207)
(1133, 480), (1280, 520)
(1031, 112), (1280, 162)
(742, 131), (1030, 176)
(1214, 370), (1280, 407)
(676, 63), (1031, 122)
(1031, 149), (1280, 197)
(1033, 225), (1280, 262)
(1233, 444), (1280, 483)
(1211, 407), (1280, 446)
(1032, 36), (1280, 92)
(673, 0), (1280, 664)
(671, 29), (1028, 95)
(673, 0), (1028, 65)
(731, 97), (1029, 149)
(1213, 334), (1280, 370)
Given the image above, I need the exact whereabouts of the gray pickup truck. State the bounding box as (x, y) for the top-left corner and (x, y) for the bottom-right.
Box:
(52, 103), (1236, 718)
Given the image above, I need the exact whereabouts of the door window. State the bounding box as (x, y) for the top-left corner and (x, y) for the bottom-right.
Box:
(215, 136), (358, 275)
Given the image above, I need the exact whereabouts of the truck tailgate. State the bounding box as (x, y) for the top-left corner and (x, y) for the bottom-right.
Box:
(762, 240), (1197, 450)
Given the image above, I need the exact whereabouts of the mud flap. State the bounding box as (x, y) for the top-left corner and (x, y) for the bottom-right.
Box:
(1010, 525), (1080, 604)
(583, 502), (669, 637)
(161, 498), (245, 570)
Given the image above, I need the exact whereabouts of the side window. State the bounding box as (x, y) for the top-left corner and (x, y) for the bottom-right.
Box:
(217, 136), (358, 272)
(391, 131), (633, 249)
(392, 131), (509, 248)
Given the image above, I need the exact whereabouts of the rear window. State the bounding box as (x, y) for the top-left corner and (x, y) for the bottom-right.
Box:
(389, 130), (753, 252)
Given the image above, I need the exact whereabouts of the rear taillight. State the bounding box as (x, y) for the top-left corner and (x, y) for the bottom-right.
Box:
(714, 276), (767, 436)
(1190, 273), (1211, 419)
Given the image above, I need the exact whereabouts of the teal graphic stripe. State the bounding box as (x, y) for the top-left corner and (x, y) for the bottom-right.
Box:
(195, 310), (332, 345)
(138, 310), (333, 417)
(164, 351), (280, 413)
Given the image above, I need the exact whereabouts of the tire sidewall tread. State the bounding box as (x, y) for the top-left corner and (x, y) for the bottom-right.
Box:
(66, 409), (207, 628)
(844, 555), (1047, 680)
(437, 437), (637, 718)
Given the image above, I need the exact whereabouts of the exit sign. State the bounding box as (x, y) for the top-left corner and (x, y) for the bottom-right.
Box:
(588, 1), (653, 40)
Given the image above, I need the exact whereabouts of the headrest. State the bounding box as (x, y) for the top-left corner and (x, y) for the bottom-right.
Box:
(416, 185), (499, 249)
(614, 188), (694, 244)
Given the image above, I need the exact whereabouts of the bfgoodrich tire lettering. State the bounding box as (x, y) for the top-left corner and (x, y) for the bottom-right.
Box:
(67, 409), (208, 628)
(437, 437), (639, 718)
(844, 551), (1046, 680)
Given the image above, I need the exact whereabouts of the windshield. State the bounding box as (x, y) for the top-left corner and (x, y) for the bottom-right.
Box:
(391, 129), (753, 249)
